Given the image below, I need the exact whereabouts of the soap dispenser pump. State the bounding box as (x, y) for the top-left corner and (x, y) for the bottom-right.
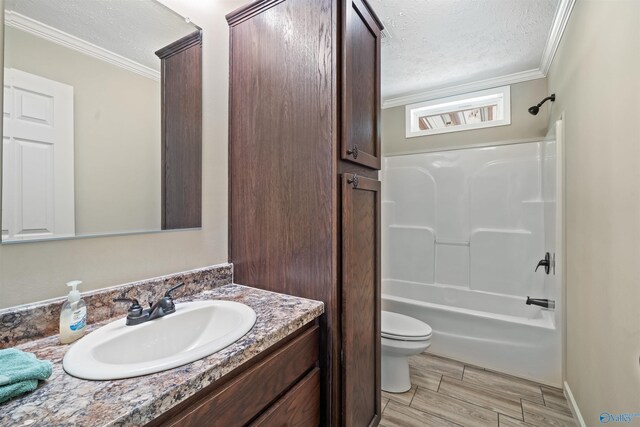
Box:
(59, 280), (87, 344)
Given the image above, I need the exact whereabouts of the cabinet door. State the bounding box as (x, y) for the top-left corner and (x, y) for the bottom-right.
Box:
(342, 0), (382, 170)
(341, 173), (381, 427)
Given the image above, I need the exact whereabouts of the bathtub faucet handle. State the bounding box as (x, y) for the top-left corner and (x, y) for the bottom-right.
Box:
(535, 252), (551, 274)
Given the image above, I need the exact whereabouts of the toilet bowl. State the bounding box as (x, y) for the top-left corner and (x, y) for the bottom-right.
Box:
(381, 311), (432, 393)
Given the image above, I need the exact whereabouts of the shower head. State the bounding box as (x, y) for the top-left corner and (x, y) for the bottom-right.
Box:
(528, 94), (556, 115)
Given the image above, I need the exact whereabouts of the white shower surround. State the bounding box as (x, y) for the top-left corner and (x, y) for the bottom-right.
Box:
(381, 139), (562, 386)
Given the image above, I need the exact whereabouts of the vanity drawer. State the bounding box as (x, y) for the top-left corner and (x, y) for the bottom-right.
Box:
(250, 368), (321, 427)
(152, 324), (319, 427)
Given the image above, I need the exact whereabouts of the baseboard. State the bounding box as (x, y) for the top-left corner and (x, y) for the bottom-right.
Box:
(564, 381), (586, 427)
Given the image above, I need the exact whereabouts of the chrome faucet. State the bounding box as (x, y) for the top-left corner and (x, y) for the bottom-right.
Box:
(113, 283), (185, 326)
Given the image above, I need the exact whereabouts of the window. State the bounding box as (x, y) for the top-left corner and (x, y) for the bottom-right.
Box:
(405, 86), (511, 138)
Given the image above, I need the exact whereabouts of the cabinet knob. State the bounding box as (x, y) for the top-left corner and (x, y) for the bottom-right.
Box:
(347, 145), (359, 159)
(347, 174), (359, 188)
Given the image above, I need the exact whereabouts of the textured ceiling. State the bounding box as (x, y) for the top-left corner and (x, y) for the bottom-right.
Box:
(367, 0), (560, 100)
(6, 0), (199, 71)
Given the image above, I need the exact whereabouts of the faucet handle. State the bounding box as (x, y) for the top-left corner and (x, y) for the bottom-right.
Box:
(113, 297), (141, 307)
(113, 298), (144, 317)
(164, 282), (185, 299)
(535, 252), (551, 274)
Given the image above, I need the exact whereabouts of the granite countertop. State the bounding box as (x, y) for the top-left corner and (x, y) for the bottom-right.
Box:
(0, 284), (324, 427)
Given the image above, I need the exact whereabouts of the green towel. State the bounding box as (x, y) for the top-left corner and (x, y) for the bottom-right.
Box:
(0, 348), (52, 403)
(0, 380), (39, 403)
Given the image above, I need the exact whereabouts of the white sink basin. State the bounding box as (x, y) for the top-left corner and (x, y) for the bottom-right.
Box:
(63, 300), (256, 380)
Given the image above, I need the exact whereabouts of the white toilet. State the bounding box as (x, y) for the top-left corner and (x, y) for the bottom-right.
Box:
(381, 311), (433, 393)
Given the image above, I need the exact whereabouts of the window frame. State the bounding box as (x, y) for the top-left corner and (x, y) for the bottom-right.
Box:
(405, 86), (511, 138)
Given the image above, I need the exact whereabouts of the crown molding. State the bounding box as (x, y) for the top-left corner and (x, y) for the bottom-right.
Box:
(5, 11), (160, 82)
(383, 69), (545, 109)
(382, 0), (576, 109)
(225, 0), (285, 26)
(540, 0), (576, 75)
(155, 30), (202, 59)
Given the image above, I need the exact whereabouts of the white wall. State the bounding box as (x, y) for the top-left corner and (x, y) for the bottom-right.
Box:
(546, 0), (640, 422)
(0, 0), (246, 309)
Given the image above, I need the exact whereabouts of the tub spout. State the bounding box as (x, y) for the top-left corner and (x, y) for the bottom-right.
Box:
(526, 297), (555, 310)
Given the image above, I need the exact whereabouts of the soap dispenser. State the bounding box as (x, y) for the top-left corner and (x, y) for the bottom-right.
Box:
(59, 280), (87, 344)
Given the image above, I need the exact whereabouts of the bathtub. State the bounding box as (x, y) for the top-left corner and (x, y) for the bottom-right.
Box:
(382, 279), (562, 386)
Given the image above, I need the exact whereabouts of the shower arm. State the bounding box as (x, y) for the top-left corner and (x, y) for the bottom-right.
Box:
(536, 95), (555, 108)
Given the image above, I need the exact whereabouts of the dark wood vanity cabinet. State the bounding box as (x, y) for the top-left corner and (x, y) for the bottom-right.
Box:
(227, 1), (383, 426)
(147, 325), (320, 427)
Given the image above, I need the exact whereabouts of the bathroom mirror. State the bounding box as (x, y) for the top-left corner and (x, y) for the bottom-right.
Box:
(1, 0), (202, 243)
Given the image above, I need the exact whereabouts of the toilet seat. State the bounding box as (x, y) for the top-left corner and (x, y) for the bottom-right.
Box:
(381, 311), (432, 342)
(382, 331), (431, 342)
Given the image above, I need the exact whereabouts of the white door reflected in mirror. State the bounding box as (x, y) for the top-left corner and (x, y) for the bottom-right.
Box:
(2, 68), (75, 241)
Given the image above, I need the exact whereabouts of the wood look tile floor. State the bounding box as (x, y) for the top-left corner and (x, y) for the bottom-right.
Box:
(381, 353), (576, 427)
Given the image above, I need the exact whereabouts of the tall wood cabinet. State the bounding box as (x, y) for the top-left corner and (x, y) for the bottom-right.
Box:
(227, 1), (383, 425)
(156, 31), (202, 230)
